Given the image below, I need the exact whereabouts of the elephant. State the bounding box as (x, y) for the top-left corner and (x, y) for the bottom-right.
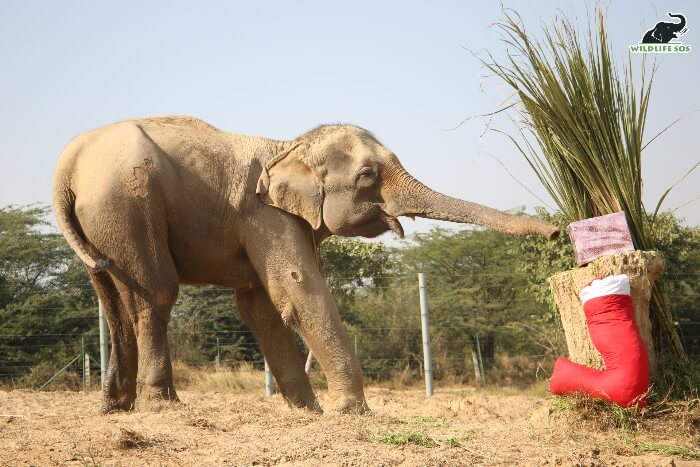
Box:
(52, 116), (559, 414)
(642, 12), (687, 44)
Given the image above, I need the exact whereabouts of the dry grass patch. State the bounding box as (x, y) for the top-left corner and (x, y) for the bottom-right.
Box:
(172, 361), (266, 392)
(551, 393), (700, 461)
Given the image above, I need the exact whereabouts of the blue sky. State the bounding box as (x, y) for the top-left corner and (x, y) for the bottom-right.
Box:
(1, 1), (698, 239)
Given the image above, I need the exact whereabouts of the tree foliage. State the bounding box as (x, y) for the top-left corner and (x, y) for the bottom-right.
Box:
(0, 205), (96, 381)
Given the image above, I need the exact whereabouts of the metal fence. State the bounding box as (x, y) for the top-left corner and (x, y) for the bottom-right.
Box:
(1, 273), (698, 395)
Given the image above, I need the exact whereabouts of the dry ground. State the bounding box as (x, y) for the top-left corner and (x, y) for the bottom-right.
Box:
(0, 384), (698, 466)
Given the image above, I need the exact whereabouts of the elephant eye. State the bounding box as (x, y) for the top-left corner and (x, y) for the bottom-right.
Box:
(356, 167), (378, 187)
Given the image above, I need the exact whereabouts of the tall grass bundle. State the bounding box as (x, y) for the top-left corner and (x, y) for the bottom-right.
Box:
(484, 8), (689, 360)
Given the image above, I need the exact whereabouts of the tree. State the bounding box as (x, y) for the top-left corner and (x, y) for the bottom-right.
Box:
(0, 205), (96, 382)
(402, 228), (548, 371)
(346, 227), (551, 383)
(649, 213), (700, 355)
(318, 236), (393, 319)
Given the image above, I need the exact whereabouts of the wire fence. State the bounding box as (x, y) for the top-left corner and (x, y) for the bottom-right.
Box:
(1, 273), (699, 391)
(2, 327), (698, 393)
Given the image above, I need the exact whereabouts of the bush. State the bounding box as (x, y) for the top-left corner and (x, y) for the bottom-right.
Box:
(19, 362), (81, 391)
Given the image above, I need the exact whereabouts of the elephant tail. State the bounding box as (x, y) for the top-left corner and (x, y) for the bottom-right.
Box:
(53, 161), (113, 271)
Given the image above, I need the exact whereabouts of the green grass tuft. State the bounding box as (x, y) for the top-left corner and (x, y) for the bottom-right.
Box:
(409, 415), (450, 428)
(371, 429), (473, 448)
(442, 438), (463, 448)
(371, 430), (438, 448)
(551, 394), (643, 432)
(637, 441), (700, 460)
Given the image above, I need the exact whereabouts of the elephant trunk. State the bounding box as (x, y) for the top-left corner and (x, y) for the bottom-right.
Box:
(669, 13), (686, 31)
(382, 166), (560, 240)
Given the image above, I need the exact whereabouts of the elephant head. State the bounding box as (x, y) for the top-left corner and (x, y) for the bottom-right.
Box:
(257, 125), (559, 241)
(643, 13), (687, 43)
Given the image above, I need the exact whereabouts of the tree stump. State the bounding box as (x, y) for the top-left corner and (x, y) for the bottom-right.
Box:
(548, 251), (663, 372)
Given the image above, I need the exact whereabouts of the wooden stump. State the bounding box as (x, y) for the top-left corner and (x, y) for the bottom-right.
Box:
(548, 251), (663, 372)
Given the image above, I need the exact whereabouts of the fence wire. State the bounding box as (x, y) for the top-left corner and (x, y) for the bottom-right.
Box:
(1, 275), (699, 390)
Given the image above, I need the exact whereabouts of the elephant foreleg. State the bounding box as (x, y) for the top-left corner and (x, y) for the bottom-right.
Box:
(241, 212), (368, 414)
(236, 286), (320, 412)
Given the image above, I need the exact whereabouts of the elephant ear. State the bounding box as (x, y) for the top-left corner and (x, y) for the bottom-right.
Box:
(256, 142), (324, 230)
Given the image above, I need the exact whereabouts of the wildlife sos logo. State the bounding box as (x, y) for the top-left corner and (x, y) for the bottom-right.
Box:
(630, 12), (691, 53)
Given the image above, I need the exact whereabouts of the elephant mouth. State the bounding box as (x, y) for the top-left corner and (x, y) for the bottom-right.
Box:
(378, 210), (405, 239)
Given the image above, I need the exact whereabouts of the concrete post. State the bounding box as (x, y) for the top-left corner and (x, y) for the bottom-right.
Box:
(264, 358), (274, 396)
(304, 350), (314, 374)
(98, 299), (109, 389)
(81, 337), (86, 392)
(418, 273), (434, 396)
(84, 353), (91, 391)
(215, 337), (221, 370)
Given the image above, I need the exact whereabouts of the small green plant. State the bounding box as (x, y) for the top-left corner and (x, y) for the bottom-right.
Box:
(410, 415), (450, 428)
(552, 394), (643, 432)
(411, 415), (438, 423)
(371, 430), (438, 448)
(551, 396), (572, 413)
(608, 403), (639, 433)
(371, 429), (473, 448)
(442, 438), (463, 448)
(637, 441), (700, 460)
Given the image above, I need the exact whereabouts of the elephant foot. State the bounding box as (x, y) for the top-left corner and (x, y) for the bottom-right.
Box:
(332, 396), (370, 415)
(101, 396), (136, 414)
(281, 389), (323, 413)
(138, 384), (180, 403)
(284, 395), (324, 414)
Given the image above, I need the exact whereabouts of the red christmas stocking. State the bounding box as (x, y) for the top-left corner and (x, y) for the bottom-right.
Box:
(549, 274), (650, 407)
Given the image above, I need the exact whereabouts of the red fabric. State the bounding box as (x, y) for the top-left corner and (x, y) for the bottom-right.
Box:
(549, 291), (650, 407)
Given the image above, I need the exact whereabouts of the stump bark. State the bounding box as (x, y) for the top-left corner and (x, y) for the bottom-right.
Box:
(548, 251), (663, 372)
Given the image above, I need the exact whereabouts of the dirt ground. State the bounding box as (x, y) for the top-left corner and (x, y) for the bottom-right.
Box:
(1, 386), (697, 466)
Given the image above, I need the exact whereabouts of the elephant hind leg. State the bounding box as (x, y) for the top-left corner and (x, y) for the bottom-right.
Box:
(236, 286), (320, 412)
(81, 197), (180, 410)
(113, 258), (180, 405)
(89, 270), (138, 413)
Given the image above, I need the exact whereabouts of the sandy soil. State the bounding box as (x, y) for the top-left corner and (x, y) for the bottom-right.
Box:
(0, 386), (697, 466)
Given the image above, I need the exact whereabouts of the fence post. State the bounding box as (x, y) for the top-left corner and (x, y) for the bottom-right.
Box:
(470, 336), (482, 383)
(264, 358), (274, 396)
(84, 353), (91, 391)
(81, 337), (86, 392)
(215, 337), (221, 370)
(418, 273), (434, 396)
(475, 334), (486, 386)
(304, 350), (314, 374)
(98, 299), (109, 389)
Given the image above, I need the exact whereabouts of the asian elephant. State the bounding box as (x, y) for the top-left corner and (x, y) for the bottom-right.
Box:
(642, 12), (687, 44)
(53, 116), (559, 414)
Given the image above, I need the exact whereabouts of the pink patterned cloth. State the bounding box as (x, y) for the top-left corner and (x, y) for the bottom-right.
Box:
(567, 212), (635, 266)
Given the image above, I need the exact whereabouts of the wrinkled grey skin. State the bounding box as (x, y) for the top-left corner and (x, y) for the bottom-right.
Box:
(53, 116), (559, 414)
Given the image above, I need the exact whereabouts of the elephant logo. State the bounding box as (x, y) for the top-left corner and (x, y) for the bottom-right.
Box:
(641, 12), (687, 44)
(630, 12), (691, 53)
